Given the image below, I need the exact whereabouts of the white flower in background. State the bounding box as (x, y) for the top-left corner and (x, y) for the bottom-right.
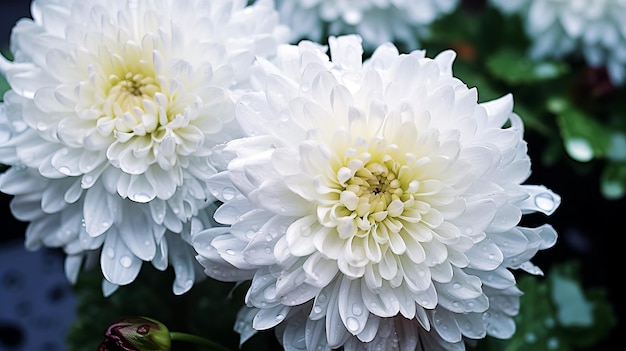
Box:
(272, 0), (459, 50)
(193, 35), (560, 350)
(0, 0), (288, 296)
(489, 0), (626, 85)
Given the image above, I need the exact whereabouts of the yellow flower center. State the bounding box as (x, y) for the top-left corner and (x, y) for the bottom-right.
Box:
(107, 72), (160, 113)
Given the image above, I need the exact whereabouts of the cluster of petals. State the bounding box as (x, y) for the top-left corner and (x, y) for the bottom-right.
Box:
(0, 0), (288, 295)
(489, 0), (626, 84)
(192, 35), (560, 350)
(272, 0), (459, 50)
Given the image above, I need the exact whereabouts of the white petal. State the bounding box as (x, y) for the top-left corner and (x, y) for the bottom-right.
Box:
(100, 230), (142, 286)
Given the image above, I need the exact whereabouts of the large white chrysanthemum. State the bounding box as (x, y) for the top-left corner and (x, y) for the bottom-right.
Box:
(192, 35), (560, 350)
(0, 0), (288, 295)
(489, 0), (626, 85)
(272, 0), (459, 50)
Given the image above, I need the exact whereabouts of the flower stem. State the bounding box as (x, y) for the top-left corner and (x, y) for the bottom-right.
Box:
(169, 332), (231, 351)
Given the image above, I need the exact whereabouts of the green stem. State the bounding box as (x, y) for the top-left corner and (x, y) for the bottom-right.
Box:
(169, 332), (231, 351)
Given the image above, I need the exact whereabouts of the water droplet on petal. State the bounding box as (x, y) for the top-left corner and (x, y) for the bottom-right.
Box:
(120, 256), (132, 268)
(36, 122), (48, 131)
(275, 313), (285, 322)
(346, 316), (360, 332)
(535, 193), (556, 212)
(317, 293), (327, 303)
(106, 248), (115, 258)
(222, 187), (236, 201)
(58, 166), (71, 175)
(130, 192), (152, 203)
(453, 282), (461, 289)
(265, 234), (273, 242)
(225, 249), (236, 256)
(245, 230), (255, 239)
(351, 303), (363, 316)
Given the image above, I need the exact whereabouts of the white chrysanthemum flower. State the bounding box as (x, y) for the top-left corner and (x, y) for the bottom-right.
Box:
(0, 0), (288, 295)
(489, 0), (626, 85)
(192, 35), (560, 350)
(272, 0), (459, 50)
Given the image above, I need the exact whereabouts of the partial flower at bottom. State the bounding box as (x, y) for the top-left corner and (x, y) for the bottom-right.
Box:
(192, 35), (560, 350)
(0, 0), (288, 295)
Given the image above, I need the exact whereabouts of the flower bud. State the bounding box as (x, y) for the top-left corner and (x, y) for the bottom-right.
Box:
(99, 316), (171, 351)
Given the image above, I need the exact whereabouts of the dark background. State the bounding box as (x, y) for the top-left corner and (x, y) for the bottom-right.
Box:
(0, 1), (623, 350)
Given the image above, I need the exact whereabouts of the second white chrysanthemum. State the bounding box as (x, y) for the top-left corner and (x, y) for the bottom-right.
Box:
(489, 0), (626, 85)
(273, 0), (459, 50)
(193, 35), (560, 350)
(0, 0), (288, 295)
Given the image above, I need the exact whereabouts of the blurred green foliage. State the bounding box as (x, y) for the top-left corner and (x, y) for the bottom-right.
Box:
(475, 261), (617, 351)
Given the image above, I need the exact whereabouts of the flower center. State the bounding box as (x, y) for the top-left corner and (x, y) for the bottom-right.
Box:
(341, 158), (403, 218)
(108, 72), (160, 112)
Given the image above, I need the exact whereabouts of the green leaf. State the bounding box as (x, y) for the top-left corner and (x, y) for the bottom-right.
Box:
(486, 49), (569, 85)
(472, 261), (617, 351)
(601, 162), (626, 199)
(550, 274), (593, 327)
(549, 98), (613, 162)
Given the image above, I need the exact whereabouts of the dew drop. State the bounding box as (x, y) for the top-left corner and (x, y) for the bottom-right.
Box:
(36, 122), (49, 131)
(222, 187), (236, 201)
(534, 193), (556, 212)
(144, 240), (151, 246)
(464, 227), (473, 234)
(264, 285), (276, 300)
(317, 293), (327, 303)
(346, 316), (360, 332)
(417, 270), (425, 277)
(453, 282), (461, 289)
(101, 221), (110, 228)
(351, 303), (363, 316)
(565, 138), (593, 162)
(58, 166), (71, 175)
(106, 247), (115, 258)
(313, 305), (322, 314)
(130, 192), (152, 203)
(265, 234), (273, 242)
(264, 247), (272, 254)
(245, 230), (255, 239)
(225, 249), (236, 256)
(120, 256), (132, 268)
(452, 301), (460, 307)
(488, 253), (495, 260)
(275, 313), (285, 322)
